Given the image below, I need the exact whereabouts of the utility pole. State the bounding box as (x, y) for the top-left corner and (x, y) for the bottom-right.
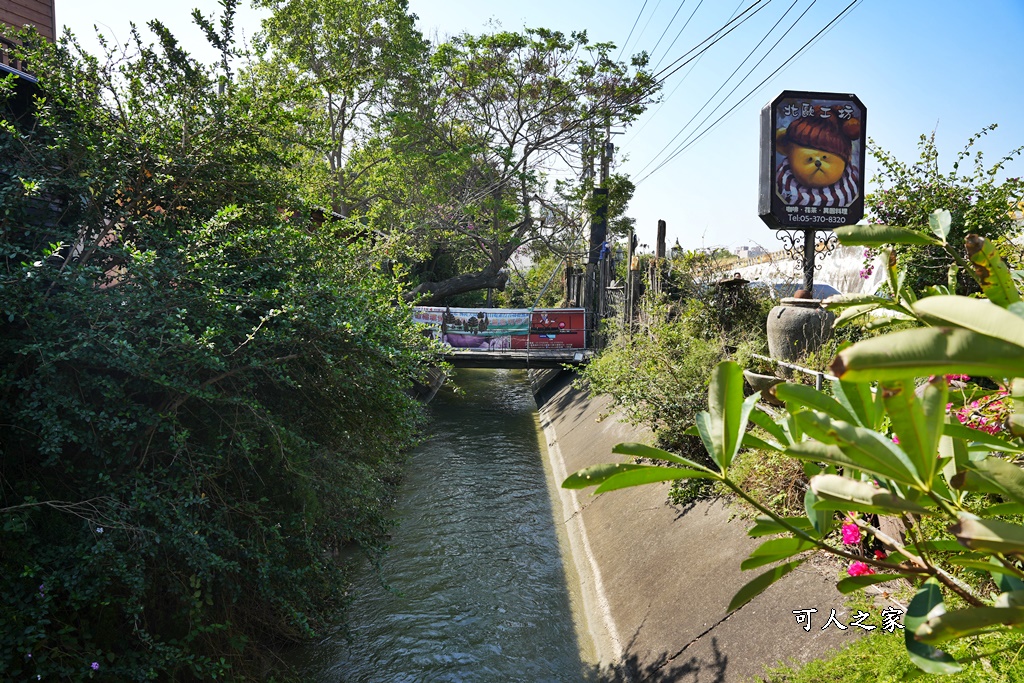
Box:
(584, 123), (612, 349)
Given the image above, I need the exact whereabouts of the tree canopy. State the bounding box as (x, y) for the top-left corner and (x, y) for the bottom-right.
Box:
(254, 4), (658, 305)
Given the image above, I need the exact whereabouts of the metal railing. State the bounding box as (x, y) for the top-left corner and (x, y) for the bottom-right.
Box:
(751, 352), (836, 392)
(1, 35), (35, 80)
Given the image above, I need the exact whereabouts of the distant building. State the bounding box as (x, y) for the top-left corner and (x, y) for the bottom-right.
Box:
(1, 0), (56, 41)
(735, 245), (767, 259)
(2, 0), (55, 121)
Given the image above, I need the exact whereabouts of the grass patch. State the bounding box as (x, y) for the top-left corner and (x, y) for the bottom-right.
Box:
(760, 626), (1024, 682)
(721, 445), (807, 518)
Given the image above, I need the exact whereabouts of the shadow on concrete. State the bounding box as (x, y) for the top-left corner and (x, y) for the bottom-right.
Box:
(580, 636), (730, 682)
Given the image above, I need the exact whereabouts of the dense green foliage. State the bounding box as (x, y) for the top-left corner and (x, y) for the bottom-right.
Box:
(0, 24), (433, 681)
(577, 256), (772, 460)
(867, 127), (1023, 294)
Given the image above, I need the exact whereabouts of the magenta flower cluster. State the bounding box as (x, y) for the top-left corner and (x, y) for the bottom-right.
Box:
(946, 389), (1010, 435)
(858, 248), (875, 280)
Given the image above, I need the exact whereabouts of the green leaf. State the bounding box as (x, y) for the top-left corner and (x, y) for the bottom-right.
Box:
(826, 293), (905, 308)
(741, 432), (782, 453)
(594, 465), (714, 493)
(881, 377), (945, 488)
(740, 537), (818, 570)
(810, 474), (932, 515)
(836, 573), (915, 594)
(905, 539), (968, 553)
(748, 515), (816, 538)
(832, 379), (883, 430)
(995, 589), (1024, 608)
(928, 209), (952, 242)
(904, 578), (962, 674)
(942, 422), (1024, 453)
(950, 513), (1024, 556)
(915, 606), (1024, 646)
(803, 487), (833, 536)
(786, 441), (880, 479)
(966, 233), (1022, 308)
(1011, 377), (1024, 438)
(950, 456), (1024, 505)
(611, 442), (718, 473)
(831, 326), (1024, 382)
(912, 295), (1024, 347)
(980, 502), (1024, 517)
(707, 361), (756, 471)
(774, 383), (857, 424)
(693, 411), (718, 467)
(832, 302), (885, 328)
(835, 223), (942, 247)
(748, 406), (789, 446)
(727, 559), (804, 612)
(992, 558), (1024, 592)
(795, 412), (921, 486)
(562, 462), (651, 489)
(946, 557), (1022, 575)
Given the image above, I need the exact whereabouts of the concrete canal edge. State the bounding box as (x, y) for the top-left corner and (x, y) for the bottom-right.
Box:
(530, 369), (861, 682)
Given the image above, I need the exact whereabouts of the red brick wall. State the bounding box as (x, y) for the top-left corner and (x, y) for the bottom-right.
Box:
(1, 0), (56, 41)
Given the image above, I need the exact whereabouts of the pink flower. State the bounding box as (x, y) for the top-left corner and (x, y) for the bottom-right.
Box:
(841, 524), (861, 545)
(891, 435), (900, 445)
(847, 561), (875, 577)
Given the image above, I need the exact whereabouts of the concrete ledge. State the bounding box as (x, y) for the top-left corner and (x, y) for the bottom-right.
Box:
(533, 370), (857, 682)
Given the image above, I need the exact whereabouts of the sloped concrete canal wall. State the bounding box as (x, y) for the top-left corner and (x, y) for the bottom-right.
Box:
(531, 370), (858, 682)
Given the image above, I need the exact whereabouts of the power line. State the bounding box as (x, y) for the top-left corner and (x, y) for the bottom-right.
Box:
(652, 0), (707, 72)
(633, 0), (809, 180)
(619, 0), (745, 150)
(652, 0), (773, 82)
(636, 0), (862, 184)
(627, 0), (666, 63)
(616, 0), (650, 62)
(615, 0), (774, 135)
(648, 0), (690, 66)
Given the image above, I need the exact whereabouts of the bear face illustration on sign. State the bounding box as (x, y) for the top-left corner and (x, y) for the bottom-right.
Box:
(775, 106), (862, 207)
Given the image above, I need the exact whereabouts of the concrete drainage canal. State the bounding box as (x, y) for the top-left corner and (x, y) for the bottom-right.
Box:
(294, 368), (597, 681)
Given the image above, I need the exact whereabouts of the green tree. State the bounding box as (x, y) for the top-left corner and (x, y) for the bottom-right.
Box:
(396, 27), (658, 305)
(1, 14), (432, 681)
(252, 0), (429, 217)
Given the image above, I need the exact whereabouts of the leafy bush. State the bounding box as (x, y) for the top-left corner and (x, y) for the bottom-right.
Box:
(1, 24), (432, 682)
(577, 301), (727, 460)
(565, 213), (1024, 675)
(867, 127), (1023, 294)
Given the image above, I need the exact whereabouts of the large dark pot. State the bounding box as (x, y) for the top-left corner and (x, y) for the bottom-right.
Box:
(766, 298), (836, 363)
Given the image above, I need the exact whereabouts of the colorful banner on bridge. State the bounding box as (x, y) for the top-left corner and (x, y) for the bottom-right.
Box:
(413, 307), (586, 350)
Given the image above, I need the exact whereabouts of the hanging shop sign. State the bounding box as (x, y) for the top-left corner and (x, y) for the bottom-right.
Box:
(758, 90), (866, 230)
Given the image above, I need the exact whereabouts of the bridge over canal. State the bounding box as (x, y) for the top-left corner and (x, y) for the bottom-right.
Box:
(414, 306), (595, 370)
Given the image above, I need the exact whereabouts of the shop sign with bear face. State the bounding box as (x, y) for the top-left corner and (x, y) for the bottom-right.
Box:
(758, 90), (866, 230)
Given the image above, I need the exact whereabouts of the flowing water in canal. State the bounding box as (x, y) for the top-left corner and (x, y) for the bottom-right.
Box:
(300, 368), (593, 682)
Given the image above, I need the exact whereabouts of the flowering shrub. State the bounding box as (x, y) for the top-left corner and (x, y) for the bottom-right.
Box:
(566, 213), (1024, 675)
(858, 248), (876, 280)
(866, 128), (1023, 295)
(947, 388), (1012, 435)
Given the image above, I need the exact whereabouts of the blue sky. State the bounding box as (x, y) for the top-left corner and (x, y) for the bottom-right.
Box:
(54, 0), (1024, 252)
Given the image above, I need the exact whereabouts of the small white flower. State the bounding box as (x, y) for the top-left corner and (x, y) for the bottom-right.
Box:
(96, 527), (104, 534)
